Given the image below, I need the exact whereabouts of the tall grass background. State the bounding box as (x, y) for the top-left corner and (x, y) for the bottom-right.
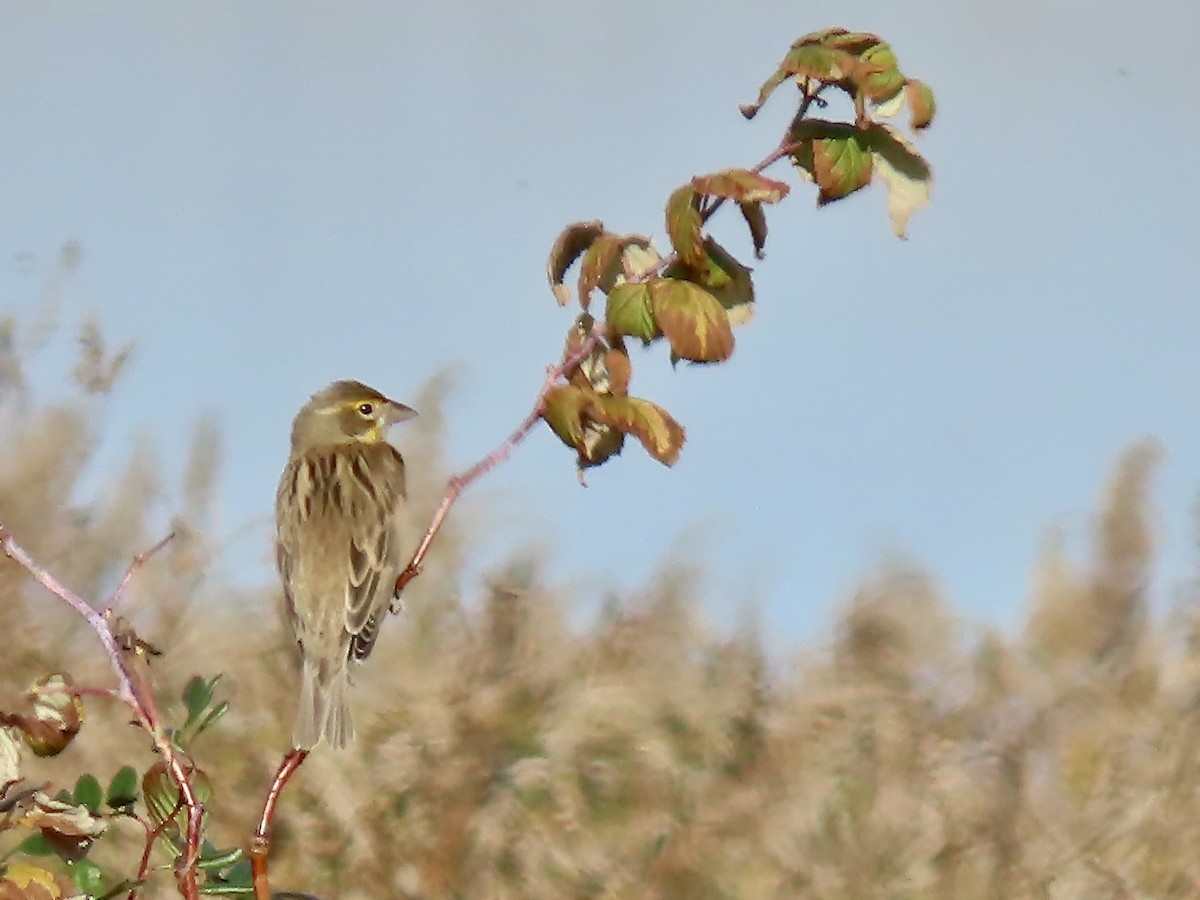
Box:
(2, 305), (1197, 899)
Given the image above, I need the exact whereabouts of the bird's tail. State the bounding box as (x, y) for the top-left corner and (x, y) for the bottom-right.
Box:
(294, 658), (353, 750)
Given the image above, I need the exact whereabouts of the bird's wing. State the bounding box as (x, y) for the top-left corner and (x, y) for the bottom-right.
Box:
(342, 444), (407, 661)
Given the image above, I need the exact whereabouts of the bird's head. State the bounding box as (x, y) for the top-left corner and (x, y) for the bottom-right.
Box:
(290, 380), (417, 452)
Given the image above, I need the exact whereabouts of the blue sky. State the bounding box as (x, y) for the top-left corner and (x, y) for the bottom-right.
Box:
(3, 1), (1198, 643)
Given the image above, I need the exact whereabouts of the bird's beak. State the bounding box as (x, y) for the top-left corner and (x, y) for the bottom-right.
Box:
(382, 401), (418, 426)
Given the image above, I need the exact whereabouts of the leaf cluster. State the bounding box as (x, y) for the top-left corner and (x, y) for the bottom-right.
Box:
(539, 27), (935, 478)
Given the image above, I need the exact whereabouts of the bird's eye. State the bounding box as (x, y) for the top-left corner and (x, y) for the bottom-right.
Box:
(357, 402), (374, 416)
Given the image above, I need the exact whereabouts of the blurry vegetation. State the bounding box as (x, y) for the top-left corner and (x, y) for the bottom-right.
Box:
(3, 301), (1200, 899)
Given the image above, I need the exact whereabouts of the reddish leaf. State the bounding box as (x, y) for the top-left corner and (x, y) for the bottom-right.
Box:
(605, 345), (632, 397)
(821, 29), (886, 55)
(605, 282), (659, 344)
(591, 395), (686, 466)
(691, 169), (790, 204)
(577, 233), (624, 312)
(546, 220), (605, 306)
(650, 278), (734, 364)
(904, 79), (936, 129)
(0, 674), (84, 758)
(664, 185), (705, 268)
(739, 201), (769, 259)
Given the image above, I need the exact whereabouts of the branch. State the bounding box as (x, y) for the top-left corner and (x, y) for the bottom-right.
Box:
(0, 526), (203, 900)
(394, 333), (600, 594)
(250, 749), (308, 900)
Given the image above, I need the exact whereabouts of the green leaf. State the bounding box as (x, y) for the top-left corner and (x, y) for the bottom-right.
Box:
(664, 185), (705, 268)
(69, 857), (104, 896)
(106, 765), (139, 809)
(649, 278), (735, 364)
(662, 240), (755, 326)
(73, 774), (103, 815)
(858, 42), (905, 102)
(17, 832), (56, 857)
(223, 859), (253, 886)
(605, 283), (659, 343)
(699, 239), (755, 322)
(541, 385), (591, 449)
(788, 119), (873, 204)
(197, 844), (244, 871)
(196, 700), (230, 737)
(182, 676), (215, 724)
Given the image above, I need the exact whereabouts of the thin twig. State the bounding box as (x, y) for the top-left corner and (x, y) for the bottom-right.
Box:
(395, 335), (599, 594)
(698, 84), (825, 227)
(635, 84), (825, 283)
(106, 531), (177, 616)
(124, 810), (163, 900)
(250, 749), (309, 900)
(0, 526), (202, 900)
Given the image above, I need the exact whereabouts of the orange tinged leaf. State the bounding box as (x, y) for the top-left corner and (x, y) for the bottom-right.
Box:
(821, 30), (885, 55)
(591, 395), (686, 466)
(0, 861), (72, 900)
(663, 238), (754, 325)
(691, 169), (790, 204)
(905, 79), (936, 129)
(739, 201), (769, 259)
(546, 220), (605, 306)
(650, 278), (734, 364)
(664, 185), (705, 268)
(577, 233), (624, 312)
(604, 346), (632, 397)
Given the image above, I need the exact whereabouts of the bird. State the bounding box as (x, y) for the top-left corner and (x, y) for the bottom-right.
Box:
(274, 380), (417, 750)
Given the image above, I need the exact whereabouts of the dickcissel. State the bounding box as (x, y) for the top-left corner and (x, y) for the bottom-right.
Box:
(275, 380), (416, 750)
